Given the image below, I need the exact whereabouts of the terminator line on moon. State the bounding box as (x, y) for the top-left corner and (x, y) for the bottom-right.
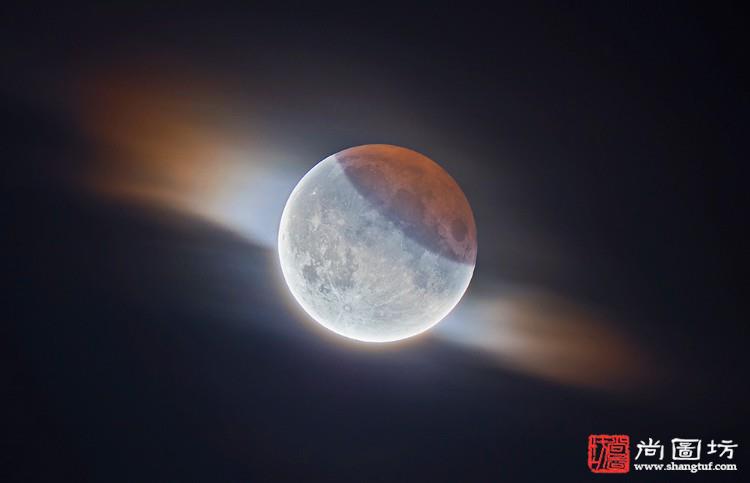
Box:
(278, 144), (477, 342)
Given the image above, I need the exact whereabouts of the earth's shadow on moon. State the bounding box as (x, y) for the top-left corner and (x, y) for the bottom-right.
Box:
(336, 144), (477, 266)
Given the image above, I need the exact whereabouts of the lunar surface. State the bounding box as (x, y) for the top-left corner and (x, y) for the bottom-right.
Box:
(278, 144), (477, 342)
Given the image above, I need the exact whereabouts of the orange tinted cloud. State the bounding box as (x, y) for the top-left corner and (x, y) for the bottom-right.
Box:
(437, 287), (652, 392)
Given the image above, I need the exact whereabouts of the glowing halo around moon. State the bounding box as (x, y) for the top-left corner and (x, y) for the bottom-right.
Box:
(278, 144), (477, 343)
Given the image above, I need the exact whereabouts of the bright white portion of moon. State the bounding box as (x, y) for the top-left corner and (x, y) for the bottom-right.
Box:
(278, 144), (477, 342)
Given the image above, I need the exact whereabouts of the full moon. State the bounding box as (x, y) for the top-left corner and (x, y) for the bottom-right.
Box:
(278, 144), (477, 342)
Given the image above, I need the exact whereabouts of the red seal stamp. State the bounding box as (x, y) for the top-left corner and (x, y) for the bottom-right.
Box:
(588, 434), (630, 473)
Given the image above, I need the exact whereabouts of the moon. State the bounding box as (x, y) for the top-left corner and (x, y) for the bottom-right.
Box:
(278, 144), (477, 342)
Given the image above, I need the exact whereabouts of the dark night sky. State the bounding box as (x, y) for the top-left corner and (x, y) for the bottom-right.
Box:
(3, 3), (747, 482)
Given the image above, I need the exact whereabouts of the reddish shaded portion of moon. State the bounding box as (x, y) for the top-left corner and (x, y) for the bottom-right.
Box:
(336, 144), (477, 265)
